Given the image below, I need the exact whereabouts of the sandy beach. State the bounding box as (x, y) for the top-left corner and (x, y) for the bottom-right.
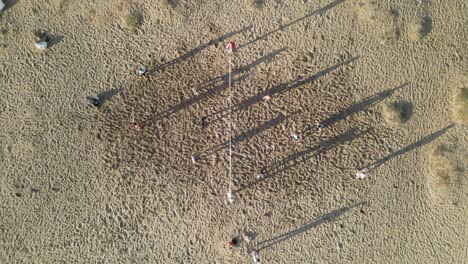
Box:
(1, 0), (467, 263)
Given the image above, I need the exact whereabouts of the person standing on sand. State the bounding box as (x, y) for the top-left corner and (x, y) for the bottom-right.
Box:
(257, 167), (267, 179)
(192, 85), (200, 96)
(262, 95), (272, 101)
(201, 117), (207, 129)
(35, 31), (51, 50)
(252, 250), (260, 264)
(191, 155), (198, 164)
(133, 122), (143, 130)
(243, 232), (254, 243)
(355, 168), (368, 179)
(227, 191), (236, 203)
(130, 110), (142, 130)
(228, 237), (238, 249)
(85, 96), (100, 107)
(291, 132), (301, 142)
(137, 65), (149, 76)
(315, 121), (325, 133)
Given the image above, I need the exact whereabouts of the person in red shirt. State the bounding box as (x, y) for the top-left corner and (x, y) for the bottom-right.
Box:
(133, 122), (143, 130)
(228, 238), (238, 249)
(226, 41), (236, 53)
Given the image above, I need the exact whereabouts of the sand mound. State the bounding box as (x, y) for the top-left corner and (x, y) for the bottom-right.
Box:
(382, 100), (413, 125)
(115, 0), (144, 33)
(123, 9), (143, 33)
(453, 88), (468, 124)
(353, 0), (379, 23)
(428, 141), (467, 206)
(408, 16), (433, 41)
(352, 0), (402, 45)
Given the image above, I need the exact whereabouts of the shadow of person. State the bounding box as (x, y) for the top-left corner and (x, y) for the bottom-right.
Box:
(368, 124), (454, 170)
(255, 202), (364, 251)
(143, 73), (251, 126)
(199, 46), (289, 95)
(143, 47), (287, 125)
(150, 25), (253, 73)
(97, 88), (124, 106)
(201, 112), (296, 157)
(238, 0), (345, 49)
(207, 56), (359, 125)
(234, 127), (371, 193)
(308, 83), (409, 132)
(47, 35), (65, 49)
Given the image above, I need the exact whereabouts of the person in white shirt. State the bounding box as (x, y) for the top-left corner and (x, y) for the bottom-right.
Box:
(355, 168), (368, 179)
(252, 250), (260, 264)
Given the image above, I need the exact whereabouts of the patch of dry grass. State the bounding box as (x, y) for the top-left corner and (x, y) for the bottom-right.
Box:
(248, 0), (265, 10)
(382, 100), (413, 125)
(115, 0), (143, 33)
(123, 10), (143, 33)
(161, 0), (178, 10)
(408, 16), (433, 41)
(0, 28), (8, 37)
(59, 0), (72, 14)
(453, 88), (468, 124)
(428, 140), (467, 206)
(115, 0), (132, 12)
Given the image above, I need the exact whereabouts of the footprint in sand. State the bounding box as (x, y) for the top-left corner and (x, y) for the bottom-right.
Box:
(427, 140), (467, 207)
(408, 16), (433, 41)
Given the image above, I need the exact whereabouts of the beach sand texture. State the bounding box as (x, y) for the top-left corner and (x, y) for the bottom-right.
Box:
(1, 0), (467, 263)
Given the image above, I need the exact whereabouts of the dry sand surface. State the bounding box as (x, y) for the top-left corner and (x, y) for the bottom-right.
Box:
(1, 0), (467, 263)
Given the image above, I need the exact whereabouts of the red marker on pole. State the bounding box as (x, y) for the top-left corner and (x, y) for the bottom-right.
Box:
(225, 40), (236, 53)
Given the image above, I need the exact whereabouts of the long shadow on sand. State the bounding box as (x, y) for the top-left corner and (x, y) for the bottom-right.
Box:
(255, 202), (363, 251)
(238, 0), (345, 49)
(197, 47), (289, 89)
(47, 35), (65, 49)
(200, 112), (297, 157)
(206, 57), (359, 126)
(150, 25), (252, 73)
(97, 88), (123, 106)
(143, 48), (287, 125)
(368, 124), (454, 170)
(235, 128), (370, 192)
(302, 83), (408, 135)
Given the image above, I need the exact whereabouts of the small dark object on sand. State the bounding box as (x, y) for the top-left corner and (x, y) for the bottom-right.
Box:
(257, 167), (267, 179)
(133, 122), (143, 130)
(201, 117), (207, 128)
(85, 96), (100, 107)
(228, 238), (238, 249)
(315, 122), (325, 133)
